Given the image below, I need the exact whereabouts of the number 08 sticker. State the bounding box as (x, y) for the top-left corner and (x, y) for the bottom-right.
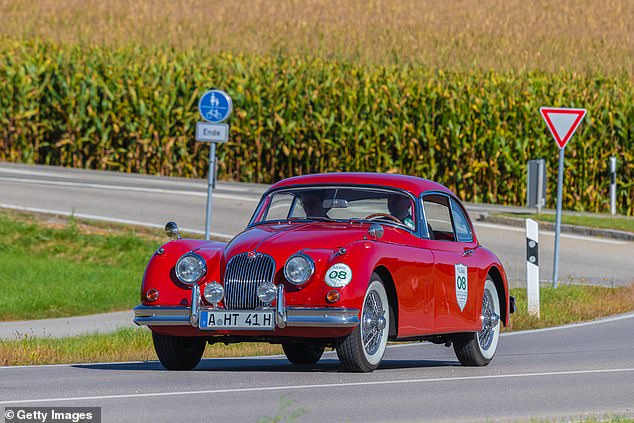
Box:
(325, 263), (353, 287)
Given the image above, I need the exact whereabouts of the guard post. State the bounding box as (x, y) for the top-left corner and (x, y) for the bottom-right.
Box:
(526, 218), (540, 317)
(196, 89), (233, 240)
(609, 156), (617, 215)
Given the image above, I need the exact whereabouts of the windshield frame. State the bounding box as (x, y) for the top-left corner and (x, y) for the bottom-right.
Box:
(248, 184), (420, 234)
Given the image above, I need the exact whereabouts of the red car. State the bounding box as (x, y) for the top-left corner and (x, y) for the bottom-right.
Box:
(134, 173), (515, 372)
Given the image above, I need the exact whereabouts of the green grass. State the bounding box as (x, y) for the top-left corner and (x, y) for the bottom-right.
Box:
(0, 210), (161, 320)
(508, 284), (634, 331)
(499, 213), (634, 233)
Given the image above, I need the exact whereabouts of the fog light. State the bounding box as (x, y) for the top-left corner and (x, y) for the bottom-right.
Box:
(326, 290), (340, 303)
(146, 289), (160, 302)
(204, 281), (224, 305)
(257, 282), (277, 304)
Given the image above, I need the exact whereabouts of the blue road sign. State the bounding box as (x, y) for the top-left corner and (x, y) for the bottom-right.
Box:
(198, 90), (233, 123)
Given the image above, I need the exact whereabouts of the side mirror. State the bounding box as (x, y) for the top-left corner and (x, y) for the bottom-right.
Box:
(367, 223), (384, 240)
(165, 221), (181, 240)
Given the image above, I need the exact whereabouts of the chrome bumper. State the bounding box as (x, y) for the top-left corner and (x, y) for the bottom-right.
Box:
(133, 285), (360, 329)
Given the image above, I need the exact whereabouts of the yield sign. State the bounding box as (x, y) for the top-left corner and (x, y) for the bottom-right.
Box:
(540, 107), (587, 149)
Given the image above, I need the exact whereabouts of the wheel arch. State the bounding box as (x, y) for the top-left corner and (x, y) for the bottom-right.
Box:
(373, 265), (399, 339)
(487, 265), (508, 327)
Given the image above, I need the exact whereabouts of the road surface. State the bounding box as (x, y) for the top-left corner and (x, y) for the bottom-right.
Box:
(1, 313), (633, 422)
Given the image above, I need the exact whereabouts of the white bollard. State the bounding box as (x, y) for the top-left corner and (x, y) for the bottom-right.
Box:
(526, 218), (540, 317)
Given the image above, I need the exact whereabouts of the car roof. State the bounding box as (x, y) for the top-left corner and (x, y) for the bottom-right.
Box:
(268, 172), (454, 197)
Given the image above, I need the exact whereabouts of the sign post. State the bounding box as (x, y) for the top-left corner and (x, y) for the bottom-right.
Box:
(539, 107), (586, 288)
(197, 89), (233, 240)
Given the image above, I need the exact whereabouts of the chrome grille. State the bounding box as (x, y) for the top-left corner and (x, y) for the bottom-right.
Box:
(224, 252), (276, 309)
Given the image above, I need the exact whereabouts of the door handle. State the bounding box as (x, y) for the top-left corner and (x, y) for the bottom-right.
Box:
(463, 249), (474, 257)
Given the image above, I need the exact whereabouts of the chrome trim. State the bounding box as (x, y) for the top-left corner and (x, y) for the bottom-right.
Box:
(276, 284), (287, 328)
(133, 303), (360, 328)
(190, 284), (201, 326)
(285, 308), (359, 327)
(224, 252), (276, 309)
(133, 305), (190, 326)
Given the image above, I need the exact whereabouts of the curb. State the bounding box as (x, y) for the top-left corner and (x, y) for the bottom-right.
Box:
(477, 214), (634, 241)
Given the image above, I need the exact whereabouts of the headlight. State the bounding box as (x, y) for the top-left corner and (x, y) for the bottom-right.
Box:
(175, 252), (207, 284)
(257, 282), (277, 304)
(284, 253), (315, 285)
(204, 281), (224, 305)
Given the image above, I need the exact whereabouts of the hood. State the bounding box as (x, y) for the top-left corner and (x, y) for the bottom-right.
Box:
(224, 222), (371, 259)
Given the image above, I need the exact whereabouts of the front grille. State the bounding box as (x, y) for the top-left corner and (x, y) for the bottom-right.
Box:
(224, 252), (276, 309)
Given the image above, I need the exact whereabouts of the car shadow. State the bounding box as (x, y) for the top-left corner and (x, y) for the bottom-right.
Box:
(73, 357), (458, 373)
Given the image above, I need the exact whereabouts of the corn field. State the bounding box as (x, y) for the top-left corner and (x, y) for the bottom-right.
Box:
(1, 41), (632, 214)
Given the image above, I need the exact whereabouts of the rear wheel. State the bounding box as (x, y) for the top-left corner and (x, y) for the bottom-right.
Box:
(152, 332), (206, 370)
(453, 278), (501, 366)
(282, 343), (325, 364)
(336, 273), (389, 372)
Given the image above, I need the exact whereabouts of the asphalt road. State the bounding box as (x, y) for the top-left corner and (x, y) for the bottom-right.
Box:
(1, 313), (633, 422)
(1, 162), (632, 286)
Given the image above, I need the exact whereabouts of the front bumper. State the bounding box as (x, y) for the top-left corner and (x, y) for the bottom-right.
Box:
(134, 284), (360, 329)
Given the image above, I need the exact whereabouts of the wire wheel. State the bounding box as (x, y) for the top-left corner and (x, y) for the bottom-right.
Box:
(336, 274), (390, 372)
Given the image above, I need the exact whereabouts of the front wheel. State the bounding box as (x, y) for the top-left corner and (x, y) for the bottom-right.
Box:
(336, 274), (390, 372)
(282, 343), (325, 364)
(152, 332), (206, 370)
(453, 278), (501, 366)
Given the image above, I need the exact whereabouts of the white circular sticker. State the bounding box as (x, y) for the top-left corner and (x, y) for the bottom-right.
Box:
(325, 263), (353, 287)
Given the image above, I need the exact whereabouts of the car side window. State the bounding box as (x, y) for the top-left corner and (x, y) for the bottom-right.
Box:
(422, 195), (455, 241)
(450, 199), (473, 243)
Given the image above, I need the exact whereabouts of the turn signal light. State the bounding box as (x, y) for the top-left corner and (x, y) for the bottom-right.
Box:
(146, 289), (160, 302)
(326, 290), (340, 303)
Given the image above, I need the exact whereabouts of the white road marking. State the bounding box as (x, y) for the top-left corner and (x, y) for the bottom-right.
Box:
(501, 311), (634, 336)
(0, 204), (234, 240)
(475, 222), (628, 245)
(1, 367), (632, 405)
(0, 176), (259, 202)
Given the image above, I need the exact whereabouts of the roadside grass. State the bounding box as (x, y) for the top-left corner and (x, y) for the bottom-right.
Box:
(1, 284), (632, 366)
(499, 213), (634, 233)
(0, 327), (282, 366)
(508, 284), (634, 331)
(0, 209), (163, 320)
(0, 0), (632, 74)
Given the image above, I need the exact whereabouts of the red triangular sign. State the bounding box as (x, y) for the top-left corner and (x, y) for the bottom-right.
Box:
(540, 107), (586, 149)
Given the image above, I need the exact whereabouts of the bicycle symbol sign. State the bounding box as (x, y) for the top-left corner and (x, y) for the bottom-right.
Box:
(198, 90), (233, 123)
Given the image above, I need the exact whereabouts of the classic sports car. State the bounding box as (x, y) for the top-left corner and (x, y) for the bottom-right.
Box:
(134, 173), (515, 372)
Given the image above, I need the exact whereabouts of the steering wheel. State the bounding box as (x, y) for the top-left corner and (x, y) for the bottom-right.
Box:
(364, 213), (402, 224)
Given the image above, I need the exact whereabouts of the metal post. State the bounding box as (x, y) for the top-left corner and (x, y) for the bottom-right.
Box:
(204, 142), (217, 240)
(552, 148), (565, 288)
(609, 156), (617, 215)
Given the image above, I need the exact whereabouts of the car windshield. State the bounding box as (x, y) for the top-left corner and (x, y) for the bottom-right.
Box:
(253, 187), (416, 231)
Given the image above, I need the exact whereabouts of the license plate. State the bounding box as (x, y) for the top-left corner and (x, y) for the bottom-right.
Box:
(199, 310), (275, 330)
